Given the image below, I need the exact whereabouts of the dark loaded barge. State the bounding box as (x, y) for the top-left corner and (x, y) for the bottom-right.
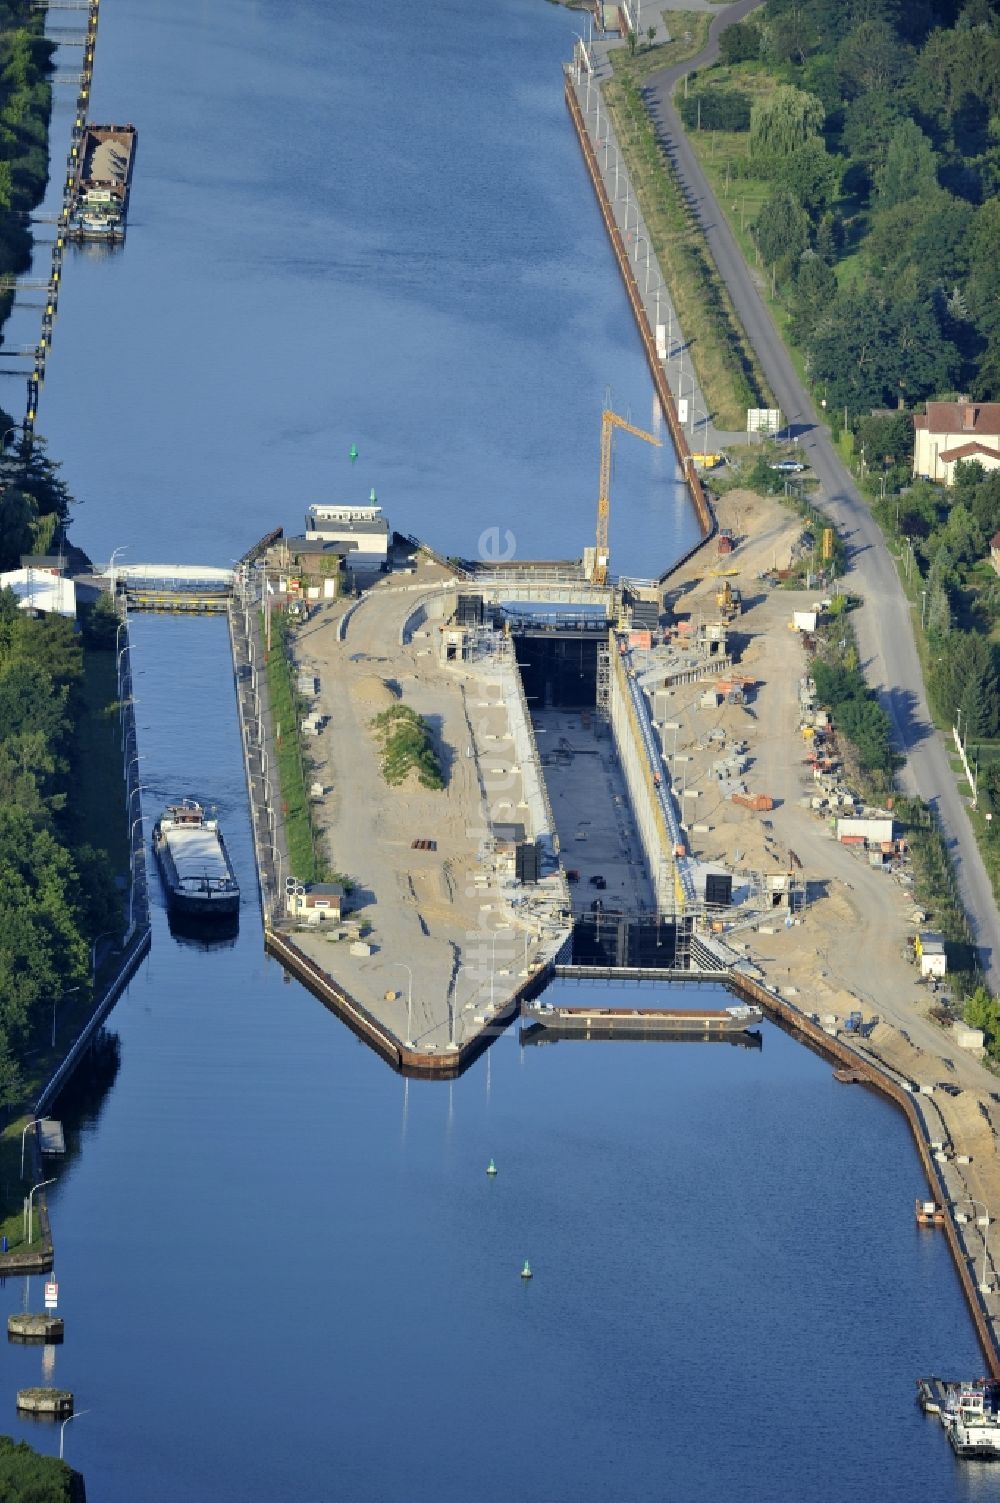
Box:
(153, 800), (240, 921)
(67, 123), (138, 241)
(520, 999), (764, 1040)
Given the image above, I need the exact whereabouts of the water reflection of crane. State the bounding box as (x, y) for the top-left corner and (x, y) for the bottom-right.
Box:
(590, 408), (661, 585)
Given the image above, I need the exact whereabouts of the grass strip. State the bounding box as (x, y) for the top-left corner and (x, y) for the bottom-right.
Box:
(602, 60), (769, 430)
(262, 613), (319, 882)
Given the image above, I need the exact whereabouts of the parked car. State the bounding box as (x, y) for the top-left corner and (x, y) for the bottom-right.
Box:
(770, 459), (807, 474)
(566, 869), (580, 884)
(589, 874), (607, 889)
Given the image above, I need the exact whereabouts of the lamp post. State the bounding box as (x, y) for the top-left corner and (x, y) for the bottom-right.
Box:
(633, 231), (652, 293)
(107, 544), (128, 599)
(394, 962), (413, 1046)
(91, 929), (116, 982)
(490, 925), (512, 1009)
(59, 1410), (88, 1462)
(26, 1178), (55, 1244)
(52, 985), (80, 1049)
(954, 1198), (992, 1293)
(20, 1119), (41, 1178)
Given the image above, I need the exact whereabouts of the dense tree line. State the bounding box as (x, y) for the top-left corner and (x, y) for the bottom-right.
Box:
(0, 1436), (77, 1502)
(686, 0), (1000, 414)
(863, 459), (1000, 737)
(0, 593), (120, 1107)
(0, 3), (54, 348)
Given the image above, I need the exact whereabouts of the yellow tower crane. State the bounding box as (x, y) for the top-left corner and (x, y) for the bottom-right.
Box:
(592, 408), (661, 584)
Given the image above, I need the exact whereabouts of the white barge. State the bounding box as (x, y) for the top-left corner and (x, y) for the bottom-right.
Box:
(520, 1000), (763, 1038)
(153, 800), (240, 920)
(918, 1378), (1000, 1458)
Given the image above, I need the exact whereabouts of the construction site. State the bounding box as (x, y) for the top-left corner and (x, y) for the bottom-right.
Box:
(244, 396), (1000, 1362)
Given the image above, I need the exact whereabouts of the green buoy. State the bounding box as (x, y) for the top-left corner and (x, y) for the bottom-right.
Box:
(521, 1259), (532, 1280)
(349, 444), (359, 463)
(486, 1159), (498, 1177)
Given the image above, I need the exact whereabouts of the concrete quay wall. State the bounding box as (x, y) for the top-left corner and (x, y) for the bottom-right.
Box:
(563, 75), (714, 556)
(731, 971), (1000, 1379)
(267, 928), (553, 1079)
(609, 641), (675, 910)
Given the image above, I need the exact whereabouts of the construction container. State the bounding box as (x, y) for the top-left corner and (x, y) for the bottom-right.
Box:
(717, 535), (734, 555)
(628, 629), (652, 650)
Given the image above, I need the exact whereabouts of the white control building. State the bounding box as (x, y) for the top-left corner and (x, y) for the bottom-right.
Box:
(305, 492), (390, 572)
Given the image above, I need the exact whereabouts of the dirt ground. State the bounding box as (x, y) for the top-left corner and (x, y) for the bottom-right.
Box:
(281, 560), (568, 1053)
(659, 490), (1000, 1248)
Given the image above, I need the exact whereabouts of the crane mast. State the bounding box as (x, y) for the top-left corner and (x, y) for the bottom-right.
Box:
(592, 408), (661, 584)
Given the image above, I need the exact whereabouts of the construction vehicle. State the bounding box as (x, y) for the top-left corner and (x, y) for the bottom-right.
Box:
(716, 579), (742, 621)
(591, 408), (661, 585)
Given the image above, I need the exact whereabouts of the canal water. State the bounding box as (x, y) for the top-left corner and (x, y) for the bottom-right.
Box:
(0, 624), (990, 1503)
(7, 0), (693, 577)
(2, 0), (999, 1498)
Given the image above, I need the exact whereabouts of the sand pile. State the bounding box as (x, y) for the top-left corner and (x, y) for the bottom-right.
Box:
(353, 675), (399, 715)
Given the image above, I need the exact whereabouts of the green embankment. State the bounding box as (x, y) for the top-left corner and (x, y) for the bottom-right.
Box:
(602, 53), (770, 431)
(262, 612), (323, 883)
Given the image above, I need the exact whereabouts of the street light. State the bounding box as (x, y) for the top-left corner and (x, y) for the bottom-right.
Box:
(52, 984), (80, 1049)
(26, 1178), (55, 1244)
(59, 1410), (88, 1461)
(394, 962), (414, 1047)
(921, 590), (927, 629)
(107, 544), (128, 599)
(91, 929), (116, 981)
(20, 1119), (41, 1178)
(633, 231), (652, 293)
(954, 1197), (993, 1293)
(490, 925), (512, 1009)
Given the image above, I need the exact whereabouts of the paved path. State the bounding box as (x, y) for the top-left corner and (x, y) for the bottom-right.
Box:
(640, 1), (1000, 984)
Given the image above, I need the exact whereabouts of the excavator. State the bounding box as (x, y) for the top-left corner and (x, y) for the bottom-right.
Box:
(716, 579), (742, 622)
(590, 408), (661, 585)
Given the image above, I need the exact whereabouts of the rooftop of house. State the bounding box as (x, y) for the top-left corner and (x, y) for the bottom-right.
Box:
(939, 440), (1000, 463)
(914, 401), (1000, 437)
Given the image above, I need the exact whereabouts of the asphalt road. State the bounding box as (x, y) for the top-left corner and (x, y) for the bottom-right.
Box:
(643, 0), (1000, 985)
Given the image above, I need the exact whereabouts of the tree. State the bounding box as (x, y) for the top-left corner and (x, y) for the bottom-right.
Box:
(964, 985), (1000, 1056)
(808, 288), (959, 411)
(749, 85), (825, 163)
(930, 631), (1000, 736)
(0, 487), (36, 570)
(837, 19), (911, 98)
(842, 91), (905, 178)
(719, 19), (762, 64)
(783, 136), (842, 216)
(789, 252), (838, 342)
(874, 119), (939, 207)
(753, 187), (810, 269)
(967, 198), (1000, 341)
(926, 580), (953, 640)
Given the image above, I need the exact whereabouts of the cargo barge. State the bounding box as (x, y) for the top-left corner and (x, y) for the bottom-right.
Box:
(520, 999), (763, 1038)
(153, 800), (240, 920)
(66, 123), (138, 241)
